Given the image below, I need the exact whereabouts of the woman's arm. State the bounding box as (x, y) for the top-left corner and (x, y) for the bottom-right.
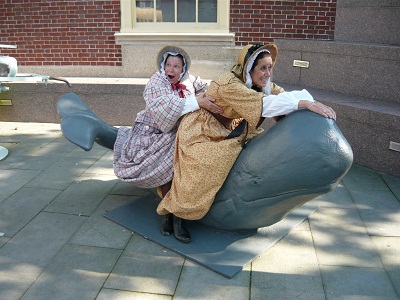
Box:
(180, 93), (223, 116)
(262, 89), (336, 121)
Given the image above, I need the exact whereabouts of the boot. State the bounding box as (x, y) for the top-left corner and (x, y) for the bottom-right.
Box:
(160, 213), (173, 236)
(173, 215), (191, 243)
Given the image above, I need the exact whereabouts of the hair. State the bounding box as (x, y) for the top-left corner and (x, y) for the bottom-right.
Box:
(166, 53), (184, 64)
(250, 51), (272, 72)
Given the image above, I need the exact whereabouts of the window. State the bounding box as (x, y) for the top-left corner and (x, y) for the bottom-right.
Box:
(135, 0), (217, 23)
(119, 0), (230, 33)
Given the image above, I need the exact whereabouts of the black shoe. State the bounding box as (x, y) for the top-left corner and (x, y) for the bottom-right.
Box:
(173, 215), (191, 243)
(160, 213), (173, 236)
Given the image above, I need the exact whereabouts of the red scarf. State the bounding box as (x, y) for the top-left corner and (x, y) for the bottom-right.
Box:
(171, 82), (186, 98)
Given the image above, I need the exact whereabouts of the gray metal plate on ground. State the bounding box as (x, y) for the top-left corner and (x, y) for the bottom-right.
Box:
(104, 195), (318, 278)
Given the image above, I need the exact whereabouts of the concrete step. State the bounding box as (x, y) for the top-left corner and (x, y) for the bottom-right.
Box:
(274, 39), (400, 104)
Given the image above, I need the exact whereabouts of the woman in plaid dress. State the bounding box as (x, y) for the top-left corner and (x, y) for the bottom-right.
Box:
(113, 45), (222, 237)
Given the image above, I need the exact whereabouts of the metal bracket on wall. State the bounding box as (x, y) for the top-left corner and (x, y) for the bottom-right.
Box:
(0, 99), (12, 106)
(293, 60), (310, 68)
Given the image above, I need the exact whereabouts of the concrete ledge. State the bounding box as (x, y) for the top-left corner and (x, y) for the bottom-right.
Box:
(279, 83), (400, 177)
(0, 78), (149, 126)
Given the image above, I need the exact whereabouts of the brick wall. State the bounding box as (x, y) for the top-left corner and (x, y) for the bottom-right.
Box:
(231, 0), (337, 45)
(0, 0), (122, 67)
(0, 0), (337, 67)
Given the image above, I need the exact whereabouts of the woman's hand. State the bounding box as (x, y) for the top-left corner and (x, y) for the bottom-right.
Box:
(197, 94), (224, 114)
(299, 100), (336, 121)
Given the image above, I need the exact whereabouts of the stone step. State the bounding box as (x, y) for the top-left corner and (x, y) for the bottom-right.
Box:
(274, 39), (400, 104)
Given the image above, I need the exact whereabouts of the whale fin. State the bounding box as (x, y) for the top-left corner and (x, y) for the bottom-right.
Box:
(57, 92), (118, 151)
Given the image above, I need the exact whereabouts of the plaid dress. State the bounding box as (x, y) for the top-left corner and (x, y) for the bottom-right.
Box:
(113, 71), (207, 188)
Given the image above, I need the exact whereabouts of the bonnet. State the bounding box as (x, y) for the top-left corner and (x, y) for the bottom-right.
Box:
(231, 43), (278, 92)
(156, 45), (192, 82)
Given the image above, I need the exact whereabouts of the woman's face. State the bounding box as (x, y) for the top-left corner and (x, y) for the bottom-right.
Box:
(250, 56), (273, 88)
(164, 55), (184, 84)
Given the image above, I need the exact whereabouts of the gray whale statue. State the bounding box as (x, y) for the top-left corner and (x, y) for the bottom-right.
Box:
(57, 92), (353, 231)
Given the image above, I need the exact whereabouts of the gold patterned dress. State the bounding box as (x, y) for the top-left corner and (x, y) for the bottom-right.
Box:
(156, 72), (284, 220)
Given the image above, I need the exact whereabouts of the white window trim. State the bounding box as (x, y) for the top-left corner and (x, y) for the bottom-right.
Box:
(116, 0), (234, 46)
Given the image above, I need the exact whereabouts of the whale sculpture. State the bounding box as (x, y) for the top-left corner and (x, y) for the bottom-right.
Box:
(57, 92), (353, 231)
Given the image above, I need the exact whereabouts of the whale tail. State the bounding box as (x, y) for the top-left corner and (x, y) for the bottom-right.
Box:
(57, 92), (118, 151)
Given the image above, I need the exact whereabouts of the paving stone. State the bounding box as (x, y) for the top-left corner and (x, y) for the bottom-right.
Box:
(69, 194), (134, 249)
(44, 174), (118, 216)
(110, 181), (154, 197)
(0, 143), (16, 161)
(96, 288), (171, 300)
(292, 219), (310, 231)
(31, 140), (78, 157)
(104, 235), (184, 295)
(320, 265), (398, 300)
(371, 236), (400, 296)
(0, 154), (62, 171)
(0, 212), (86, 279)
(310, 207), (383, 268)
(251, 230), (325, 300)
(0, 274), (34, 300)
(174, 260), (250, 300)
(83, 150), (115, 176)
(0, 236), (9, 248)
(311, 182), (354, 208)
(381, 173), (400, 202)
(0, 139), (49, 159)
(25, 156), (98, 190)
(342, 164), (389, 191)
(0, 187), (61, 237)
(21, 244), (122, 300)
(66, 144), (109, 159)
(348, 189), (400, 236)
(0, 169), (41, 203)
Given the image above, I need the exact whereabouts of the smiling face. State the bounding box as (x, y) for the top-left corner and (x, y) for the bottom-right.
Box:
(249, 54), (273, 88)
(164, 55), (184, 84)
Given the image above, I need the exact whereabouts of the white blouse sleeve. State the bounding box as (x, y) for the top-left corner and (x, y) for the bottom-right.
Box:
(262, 89), (314, 118)
(180, 93), (200, 116)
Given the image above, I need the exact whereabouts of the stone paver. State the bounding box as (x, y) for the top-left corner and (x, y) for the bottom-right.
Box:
(0, 187), (61, 237)
(20, 244), (122, 300)
(251, 229), (325, 300)
(0, 169), (42, 203)
(320, 265), (398, 300)
(371, 236), (400, 297)
(0, 122), (399, 300)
